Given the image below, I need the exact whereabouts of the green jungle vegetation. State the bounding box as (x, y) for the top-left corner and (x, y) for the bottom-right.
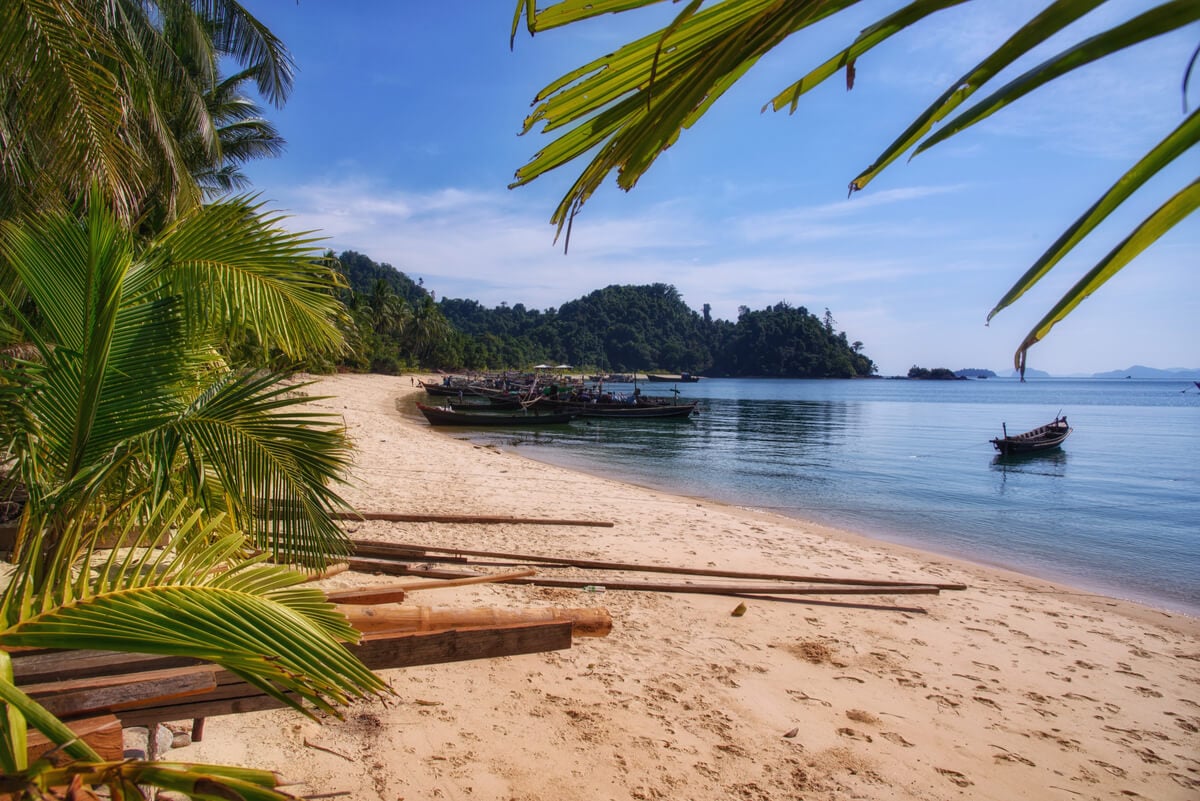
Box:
(337, 251), (876, 378)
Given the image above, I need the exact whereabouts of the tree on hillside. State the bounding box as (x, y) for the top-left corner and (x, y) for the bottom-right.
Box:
(508, 0), (1199, 374)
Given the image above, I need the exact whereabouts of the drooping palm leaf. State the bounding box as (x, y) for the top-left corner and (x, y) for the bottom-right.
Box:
(511, 0), (1199, 365)
(909, 1), (1200, 159)
(1013, 179), (1199, 373)
(989, 108), (1200, 322)
(1, 503), (384, 720)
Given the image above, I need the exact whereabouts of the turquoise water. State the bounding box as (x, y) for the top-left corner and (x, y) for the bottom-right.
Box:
(425, 378), (1200, 616)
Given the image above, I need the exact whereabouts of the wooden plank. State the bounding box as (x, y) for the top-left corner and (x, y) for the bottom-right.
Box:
(9, 649), (200, 685)
(337, 605), (611, 637)
(353, 538), (967, 590)
(336, 511), (614, 527)
(26, 714), (124, 764)
(115, 622), (574, 727)
(22, 666), (218, 719)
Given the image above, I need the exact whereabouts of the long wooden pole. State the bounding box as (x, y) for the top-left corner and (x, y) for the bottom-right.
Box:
(501, 577), (942, 596)
(336, 512), (614, 527)
(323, 569), (538, 605)
(351, 539), (967, 591)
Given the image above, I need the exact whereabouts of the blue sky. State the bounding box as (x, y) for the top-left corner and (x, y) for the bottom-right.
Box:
(237, 1), (1197, 376)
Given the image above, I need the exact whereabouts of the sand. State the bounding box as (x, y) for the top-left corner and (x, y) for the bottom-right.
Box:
(171, 373), (1200, 801)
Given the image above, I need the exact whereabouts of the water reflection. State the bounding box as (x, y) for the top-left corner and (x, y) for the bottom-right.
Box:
(990, 449), (1069, 477)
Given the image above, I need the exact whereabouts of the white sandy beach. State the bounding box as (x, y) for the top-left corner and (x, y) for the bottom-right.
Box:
(172, 372), (1200, 801)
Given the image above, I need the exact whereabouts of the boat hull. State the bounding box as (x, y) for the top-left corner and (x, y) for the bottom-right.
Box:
(416, 403), (575, 427)
(990, 416), (1072, 455)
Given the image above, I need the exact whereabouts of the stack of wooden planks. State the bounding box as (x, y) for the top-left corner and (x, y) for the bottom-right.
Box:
(12, 601), (610, 763)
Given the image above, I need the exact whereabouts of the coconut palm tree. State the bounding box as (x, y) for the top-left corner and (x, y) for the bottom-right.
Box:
(0, 0), (294, 224)
(0, 190), (382, 800)
(0, 190), (354, 568)
(509, 0), (1200, 373)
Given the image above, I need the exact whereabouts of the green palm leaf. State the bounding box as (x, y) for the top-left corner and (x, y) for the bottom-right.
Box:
(910, 1), (1200, 159)
(161, 371), (354, 566)
(512, 0), (1198, 362)
(151, 196), (347, 359)
(1013, 179), (1199, 373)
(989, 108), (1200, 322)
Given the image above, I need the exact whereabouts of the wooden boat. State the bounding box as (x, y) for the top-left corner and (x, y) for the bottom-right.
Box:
(570, 401), (697, 419)
(990, 415), (1072, 455)
(418, 380), (470, 397)
(416, 402), (575, 427)
(646, 372), (700, 383)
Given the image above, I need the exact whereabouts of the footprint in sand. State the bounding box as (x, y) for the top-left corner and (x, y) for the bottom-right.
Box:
(836, 728), (872, 743)
(1090, 760), (1127, 777)
(935, 767), (973, 787)
(880, 732), (914, 748)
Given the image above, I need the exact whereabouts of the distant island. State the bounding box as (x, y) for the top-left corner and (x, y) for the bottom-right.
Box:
(955, 368), (996, 379)
(906, 366), (965, 380)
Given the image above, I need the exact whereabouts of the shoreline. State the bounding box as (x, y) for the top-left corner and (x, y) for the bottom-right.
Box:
(404, 389), (1196, 620)
(173, 372), (1200, 801)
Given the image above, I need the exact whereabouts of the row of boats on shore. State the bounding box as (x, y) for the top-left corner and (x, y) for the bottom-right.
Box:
(414, 375), (699, 426)
(414, 375), (1078, 457)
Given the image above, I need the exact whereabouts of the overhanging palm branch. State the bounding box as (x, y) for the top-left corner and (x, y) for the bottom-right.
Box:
(511, 0), (1199, 371)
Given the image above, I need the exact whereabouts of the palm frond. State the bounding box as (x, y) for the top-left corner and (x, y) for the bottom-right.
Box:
(0, 0), (141, 217)
(1014, 179), (1199, 374)
(150, 197), (347, 359)
(161, 371), (354, 567)
(989, 108), (1200, 322)
(910, 1), (1200, 159)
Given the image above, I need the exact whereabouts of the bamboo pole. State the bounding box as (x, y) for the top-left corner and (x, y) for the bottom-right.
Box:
(336, 512), (613, 527)
(502, 577), (941, 597)
(336, 605), (613, 637)
(351, 539), (967, 591)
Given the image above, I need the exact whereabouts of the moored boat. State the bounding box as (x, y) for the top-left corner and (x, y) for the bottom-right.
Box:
(646, 372), (700, 382)
(990, 415), (1072, 455)
(415, 402), (576, 427)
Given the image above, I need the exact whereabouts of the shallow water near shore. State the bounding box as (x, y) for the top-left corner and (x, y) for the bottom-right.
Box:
(419, 377), (1200, 615)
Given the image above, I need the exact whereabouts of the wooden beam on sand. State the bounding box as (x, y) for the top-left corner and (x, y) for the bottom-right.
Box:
(351, 538), (967, 591)
(21, 665), (218, 719)
(336, 511), (614, 527)
(336, 604), (612, 637)
(112, 623), (575, 727)
(346, 557), (482, 579)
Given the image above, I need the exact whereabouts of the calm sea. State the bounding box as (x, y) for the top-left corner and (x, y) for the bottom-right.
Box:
(424, 378), (1200, 616)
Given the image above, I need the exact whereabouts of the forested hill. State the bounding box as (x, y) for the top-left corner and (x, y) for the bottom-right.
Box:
(334, 251), (875, 377)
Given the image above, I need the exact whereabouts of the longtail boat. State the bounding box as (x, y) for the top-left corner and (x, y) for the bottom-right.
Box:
(990, 415), (1072, 456)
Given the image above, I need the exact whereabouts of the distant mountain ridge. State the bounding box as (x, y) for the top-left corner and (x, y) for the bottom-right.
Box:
(1089, 365), (1200, 379)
